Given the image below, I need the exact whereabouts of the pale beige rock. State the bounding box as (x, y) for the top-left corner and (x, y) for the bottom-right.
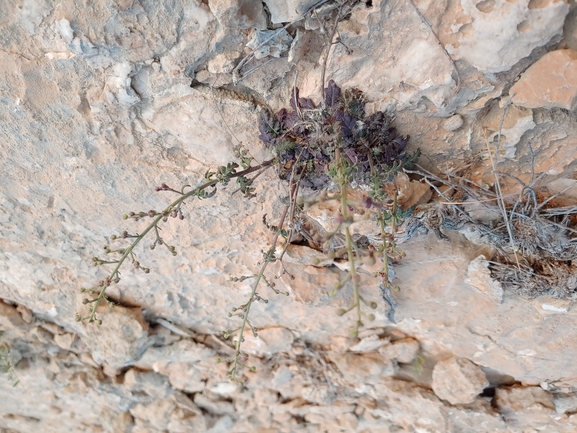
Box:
(134, 339), (215, 370)
(194, 393), (236, 415)
(466, 255), (504, 303)
(130, 393), (206, 432)
(262, 0), (317, 23)
(124, 369), (172, 399)
(511, 49), (577, 110)
(553, 393), (577, 414)
(0, 301), (26, 329)
(337, 412), (359, 430)
(443, 114), (464, 132)
(157, 361), (206, 393)
(207, 52), (241, 75)
(313, 0), (457, 111)
(15, 304), (33, 324)
(443, 0), (570, 73)
(328, 352), (396, 383)
(379, 338), (420, 364)
(350, 334), (389, 353)
(395, 172), (434, 210)
(3, 0), (577, 431)
(208, 0), (267, 30)
(495, 385), (554, 417)
(82, 305), (151, 372)
(247, 29), (293, 59)
(432, 357), (489, 404)
(302, 385), (333, 405)
(531, 295), (574, 315)
(53, 332), (76, 350)
(481, 101), (535, 159)
(241, 326), (295, 355)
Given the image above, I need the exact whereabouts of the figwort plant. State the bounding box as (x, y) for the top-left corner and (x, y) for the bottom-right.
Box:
(79, 81), (419, 384)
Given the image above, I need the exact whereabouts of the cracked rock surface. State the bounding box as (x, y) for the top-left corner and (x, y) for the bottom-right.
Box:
(2, 0), (577, 432)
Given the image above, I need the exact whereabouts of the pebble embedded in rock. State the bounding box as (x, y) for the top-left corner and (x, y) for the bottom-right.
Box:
(443, 114), (464, 132)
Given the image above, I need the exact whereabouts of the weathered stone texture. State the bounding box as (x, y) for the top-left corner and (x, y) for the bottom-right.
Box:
(512, 48), (577, 110)
(432, 357), (489, 404)
(2, 0), (577, 432)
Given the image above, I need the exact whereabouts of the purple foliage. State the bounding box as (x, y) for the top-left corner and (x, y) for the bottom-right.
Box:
(257, 81), (417, 190)
(324, 80), (341, 108)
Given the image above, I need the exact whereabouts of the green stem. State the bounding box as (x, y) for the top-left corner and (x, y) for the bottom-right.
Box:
(85, 159), (275, 323)
(377, 209), (390, 281)
(229, 204), (290, 382)
(335, 149), (361, 329)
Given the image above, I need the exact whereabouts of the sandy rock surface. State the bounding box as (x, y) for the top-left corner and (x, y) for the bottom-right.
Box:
(2, 0), (577, 432)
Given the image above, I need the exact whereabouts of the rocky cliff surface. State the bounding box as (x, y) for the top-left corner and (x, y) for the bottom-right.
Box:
(2, 0), (577, 432)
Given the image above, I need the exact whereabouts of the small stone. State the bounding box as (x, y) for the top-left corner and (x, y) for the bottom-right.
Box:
(53, 332), (75, 350)
(379, 338), (420, 364)
(531, 296), (573, 314)
(246, 29), (293, 59)
(194, 393), (235, 415)
(0, 301), (26, 328)
(208, 0), (267, 30)
(443, 114), (464, 132)
(16, 304), (33, 323)
(124, 369), (172, 399)
(482, 102), (535, 159)
(350, 334), (389, 353)
(337, 412), (359, 430)
(241, 326), (295, 355)
(302, 385), (332, 405)
(553, 393), (577, 414)
(511, 49), (577, 110)
(328, 352), (396, 383)
(432, 357), (488, 405)
(262, 0), (313, 23)
(207, 52), (240, 75)
(494, 385), (554, 417)
(159, 362), (205, 394)
(466, 255), (504, 303)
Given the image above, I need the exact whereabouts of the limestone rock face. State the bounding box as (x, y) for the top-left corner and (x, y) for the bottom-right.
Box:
(432, 357), (489, 404)
(209, 0), (268, 30)
(494, 385), (558, 430)
(312, 0), (458, 111)
(263, 0), (318, 23)
(443, 0), (570, 73)
(511, 49), (577, 110)
(2, 0), (577, 432)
